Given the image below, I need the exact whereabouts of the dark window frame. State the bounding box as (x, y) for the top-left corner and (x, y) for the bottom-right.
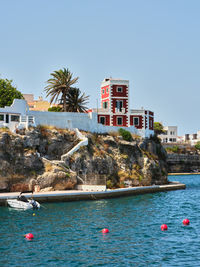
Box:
(99, 116), (105, 125)
(117, 117), (123, 125)
(11, 115), (20, 122)
(117, 86), (123, 92)
(0, 114), (4, 121)
(134, 117), (139, 126)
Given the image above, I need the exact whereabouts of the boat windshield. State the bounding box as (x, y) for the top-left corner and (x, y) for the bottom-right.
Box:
(17, 195), (29, 202)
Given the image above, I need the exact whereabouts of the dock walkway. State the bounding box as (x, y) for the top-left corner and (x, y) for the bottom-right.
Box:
(0, 181), (186, 206)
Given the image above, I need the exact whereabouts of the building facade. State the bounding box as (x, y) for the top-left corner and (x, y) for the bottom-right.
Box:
(159, 126), (178, 143)
(0, 78), (155, 138)
(96, 78), (154, 131)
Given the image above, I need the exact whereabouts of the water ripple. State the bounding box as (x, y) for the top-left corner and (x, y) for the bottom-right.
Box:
(0, 175), (200, 266)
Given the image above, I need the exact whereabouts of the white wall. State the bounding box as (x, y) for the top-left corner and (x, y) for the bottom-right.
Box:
(29, 110), (153, 137)
(0, 99), (28, 115)
(0, 99), (154, 138)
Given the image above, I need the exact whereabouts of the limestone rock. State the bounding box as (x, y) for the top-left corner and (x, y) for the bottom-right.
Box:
(0, 178), (9, 192)
(37, 171), (77, 190)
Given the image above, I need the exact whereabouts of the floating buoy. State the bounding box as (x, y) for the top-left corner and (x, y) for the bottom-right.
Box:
(25, 233), (34, 239)
(183, 218), (190, 225)
(161, 224), (168, 231)
(102, 228), (109, 234)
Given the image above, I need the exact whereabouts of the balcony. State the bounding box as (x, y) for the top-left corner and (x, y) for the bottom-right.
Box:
(115, 108), (126, 114)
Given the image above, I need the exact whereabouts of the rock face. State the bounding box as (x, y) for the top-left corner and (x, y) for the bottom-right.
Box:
(64, 134), (168, 188)
(0, 127), (77, 192)
(0, 127), (168, 192)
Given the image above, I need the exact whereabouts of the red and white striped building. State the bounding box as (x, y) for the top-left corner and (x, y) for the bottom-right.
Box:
(95, 78), (154, 131)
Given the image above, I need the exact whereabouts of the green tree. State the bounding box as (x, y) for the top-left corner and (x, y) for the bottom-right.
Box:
(154, 122), (165, 135)
(0, 78), (23, 107)
(48, 106), (62, 112)
(62, 87), (89, 112)
(45, 68), (79, 112)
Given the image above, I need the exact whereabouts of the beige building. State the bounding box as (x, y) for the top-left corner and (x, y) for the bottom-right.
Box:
(23, 94), (52, 111)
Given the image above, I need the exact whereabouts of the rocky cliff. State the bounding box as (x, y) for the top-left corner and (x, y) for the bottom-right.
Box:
(0, 127), (168, 192)
(163, 144), (200, 173)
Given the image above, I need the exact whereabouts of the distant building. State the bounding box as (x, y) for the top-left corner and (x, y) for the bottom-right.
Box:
(184, 130), (200, 145)
(23, 94), (34, 103)
(159, 126), (178, 143)
(23, 94), (52, 111)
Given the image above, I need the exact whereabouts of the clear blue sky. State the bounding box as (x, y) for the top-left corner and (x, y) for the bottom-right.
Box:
(0, 0), (200, 136)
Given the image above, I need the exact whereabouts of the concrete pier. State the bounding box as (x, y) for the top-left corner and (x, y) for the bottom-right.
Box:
(0, 181), (186, 206)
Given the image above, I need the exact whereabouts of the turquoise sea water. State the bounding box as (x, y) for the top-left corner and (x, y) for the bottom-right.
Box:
(1, 175), (200, 266)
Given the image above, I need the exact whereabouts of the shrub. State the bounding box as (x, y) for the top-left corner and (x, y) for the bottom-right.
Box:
(106, 180), (114, 189)
(149, 134), (161, 144)
(195, 142), (200, 151)
(165, 145), (180, 153)
(118, 128), (132, 142)
(48, 106), (62, 112)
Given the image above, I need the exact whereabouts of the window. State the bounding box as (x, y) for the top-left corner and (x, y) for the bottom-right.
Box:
(0, 114), (4, 121)
(103, 102), (108, 109)
(117, 87), (123, 92)
(102, 89), (105, 94)
(117, 117), (122, 125)
(6, 114), (9, 123)
(106, 88), (109, 93)
(100, 116), (105, 125)
(115, 100), (123, 112)
(11, 115), (20, 122)
(134, 117), (139, 126)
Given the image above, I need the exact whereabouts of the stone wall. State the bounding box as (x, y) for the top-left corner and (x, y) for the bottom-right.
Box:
(167, 154), (200, 173)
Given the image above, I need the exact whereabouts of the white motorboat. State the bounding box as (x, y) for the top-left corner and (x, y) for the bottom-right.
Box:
(7, 191), (40, 210)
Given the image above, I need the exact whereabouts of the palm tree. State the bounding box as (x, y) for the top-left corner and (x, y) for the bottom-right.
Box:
(61, 87), (89, 113)
(45, 68), (79, 111)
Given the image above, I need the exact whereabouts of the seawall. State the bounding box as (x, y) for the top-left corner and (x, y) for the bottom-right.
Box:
(0, 182), (186, 206)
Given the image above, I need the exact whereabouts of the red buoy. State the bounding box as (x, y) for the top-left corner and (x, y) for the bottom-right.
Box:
(102, 228), (109, 234)
(161, 224), (168, 231)
(25, 233), (34, 239)
(183, 218), (190, 225)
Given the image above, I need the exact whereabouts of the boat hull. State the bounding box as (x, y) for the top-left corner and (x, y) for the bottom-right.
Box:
(7, 199), (40, 210)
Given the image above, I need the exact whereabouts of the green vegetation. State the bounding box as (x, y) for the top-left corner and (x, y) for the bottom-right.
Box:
(63, 87), (89, 112)
(165, 145), (180, 153)
(0, 78), (23, 107)
(106, 179), (114, 189)
(118, 128), (132, 142)
(45, 68), (79, 112)
(149, 134), (161, 144)
(45, 68), (89, 113)
(154, 122), (165, 135)
(48, 106), (62, 112)
(195, 141), (200, 151)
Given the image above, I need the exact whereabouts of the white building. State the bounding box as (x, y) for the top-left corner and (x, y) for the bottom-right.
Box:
(184, 130), (200, 146)
(0, 99), (153, 138)
(159, 126), (178, 143)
